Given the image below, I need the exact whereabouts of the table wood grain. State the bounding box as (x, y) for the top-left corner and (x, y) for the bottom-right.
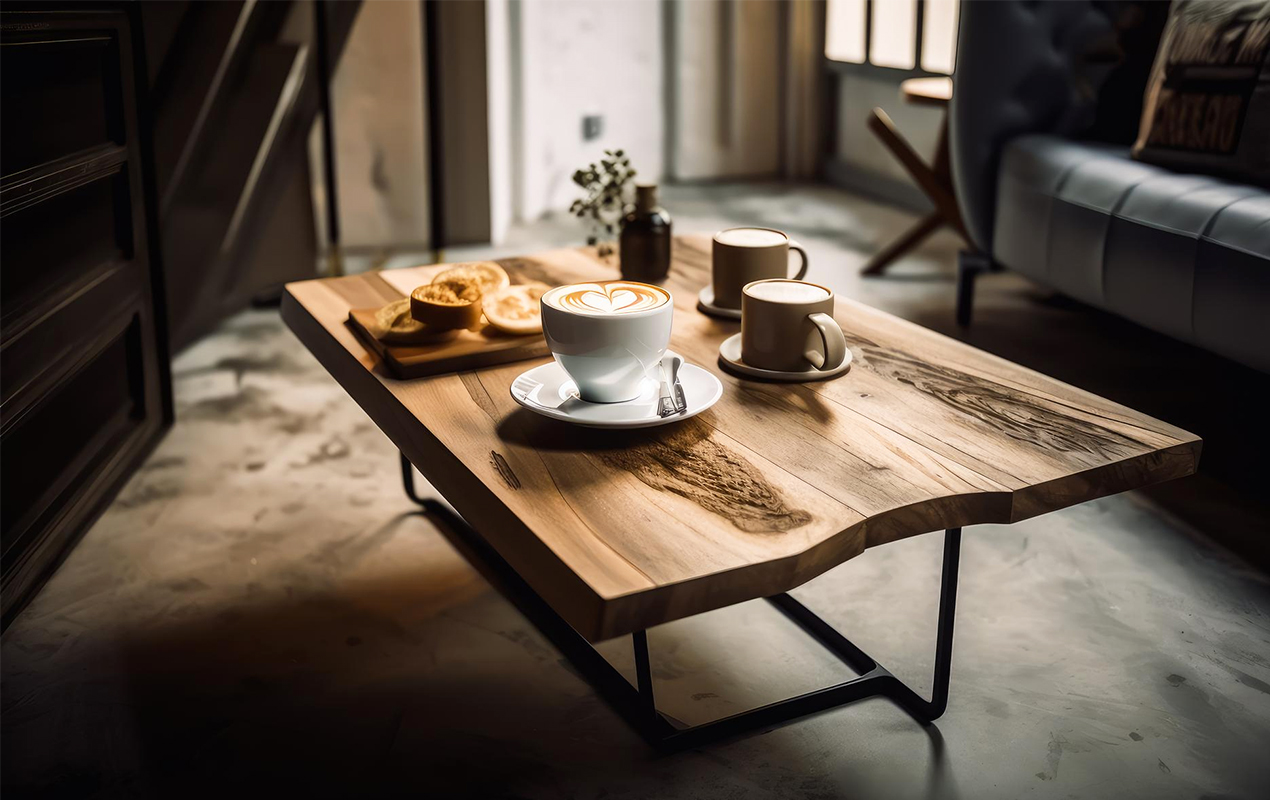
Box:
(282, 235), (1200, 641)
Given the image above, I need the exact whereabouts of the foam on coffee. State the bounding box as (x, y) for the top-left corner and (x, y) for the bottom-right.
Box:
(715, 228), (788, 248)
(543, 281), (670, 316)
(745, 280), (829, 303)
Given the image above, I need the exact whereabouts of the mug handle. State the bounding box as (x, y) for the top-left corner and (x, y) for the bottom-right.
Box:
(788, 241), (809, 281)
(804, 312), (847, 371)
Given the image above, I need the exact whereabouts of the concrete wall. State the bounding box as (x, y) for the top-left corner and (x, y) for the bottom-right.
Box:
(313, 0), (667, 247)
(311, 0), (827, 246)
(507, 0), (798, 217)
(514, 0), (664, 222)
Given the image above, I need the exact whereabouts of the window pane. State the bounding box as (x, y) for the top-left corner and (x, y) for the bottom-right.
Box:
(825, 0), (866, 63)
(870, 0), (916, 70)
(921, 0), (959, 74)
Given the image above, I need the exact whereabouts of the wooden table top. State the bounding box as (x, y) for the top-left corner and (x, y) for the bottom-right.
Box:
(282, 234), (1200, 642)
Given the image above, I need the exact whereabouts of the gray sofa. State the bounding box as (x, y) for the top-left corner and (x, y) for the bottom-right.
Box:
(949, 0), (1270, 373)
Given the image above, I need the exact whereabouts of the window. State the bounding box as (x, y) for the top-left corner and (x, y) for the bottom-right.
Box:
(825, 0), (960, 75)
(825, 0), (866, 63)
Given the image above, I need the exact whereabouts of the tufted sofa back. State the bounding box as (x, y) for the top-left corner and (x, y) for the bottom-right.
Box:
(950, 1), (1127, 252)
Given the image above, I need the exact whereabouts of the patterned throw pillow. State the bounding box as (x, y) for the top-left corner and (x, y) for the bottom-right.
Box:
(1133, 0), (1270, 184)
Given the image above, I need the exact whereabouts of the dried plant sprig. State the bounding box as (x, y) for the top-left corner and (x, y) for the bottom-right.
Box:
(569, 149), (637, 252)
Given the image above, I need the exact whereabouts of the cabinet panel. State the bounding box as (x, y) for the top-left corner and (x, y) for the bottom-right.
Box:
(0, 175), (126, 326)
(1, 317), (145, 553)
(0, 35), (120, 175)
(1, 7), (171, 629)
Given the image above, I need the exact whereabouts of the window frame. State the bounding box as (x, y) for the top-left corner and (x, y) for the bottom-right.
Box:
(823, 0), (952, 80)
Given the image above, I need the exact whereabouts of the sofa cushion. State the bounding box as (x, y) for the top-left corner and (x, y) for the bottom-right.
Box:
(994, 134), (1270, 372)
(994, 136), (1152, 303)
(1105, 175), (1263, 342)
(1132, 0), (1270, 184)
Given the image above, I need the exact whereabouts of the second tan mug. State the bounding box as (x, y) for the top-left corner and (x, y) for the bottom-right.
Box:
(712, 227), (809, 309)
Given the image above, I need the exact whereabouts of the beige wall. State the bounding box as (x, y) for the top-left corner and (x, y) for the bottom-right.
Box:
(310, 0), (430, 251)
(487, 0), (514, 243)
(672, 0), (783, 180)
(783, 0), (827, 179)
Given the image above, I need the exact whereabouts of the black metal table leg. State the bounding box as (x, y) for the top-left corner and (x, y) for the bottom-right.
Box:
(930, 525), (962, 716)
(401, 452), (427, 506)
(632, 630), (657, 724)
(400, 448), (963, 749)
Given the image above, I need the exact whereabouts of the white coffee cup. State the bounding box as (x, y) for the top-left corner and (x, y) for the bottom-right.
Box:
(540, 280), (674, 403)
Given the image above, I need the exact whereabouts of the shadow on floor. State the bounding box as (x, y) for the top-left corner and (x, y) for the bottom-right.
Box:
(899, 279), (1270, 571)
(5, 508), (958, 799)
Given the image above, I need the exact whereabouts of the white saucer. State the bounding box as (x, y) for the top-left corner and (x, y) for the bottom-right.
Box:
(717, 333), (852, 382)
(696, 286), (742, 321)
(510, 351), (723, 429)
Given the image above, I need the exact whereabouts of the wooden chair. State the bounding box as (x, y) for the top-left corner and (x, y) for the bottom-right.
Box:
(861, 77), (971, 276)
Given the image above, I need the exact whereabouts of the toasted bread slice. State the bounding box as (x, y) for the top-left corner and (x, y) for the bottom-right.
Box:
(372, 298), (462, 345)
(432, 262), (510, 296)
(483, 283), (549, 335)
(410, 280), (483, 330)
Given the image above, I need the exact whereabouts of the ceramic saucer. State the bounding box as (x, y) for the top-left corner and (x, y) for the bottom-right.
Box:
(717, 333), (852, 382)
(696, 286), (742, 321)
(510, 351), (723, 429)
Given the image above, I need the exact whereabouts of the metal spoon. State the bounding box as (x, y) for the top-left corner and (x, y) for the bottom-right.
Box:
(669, 355), (687, 414)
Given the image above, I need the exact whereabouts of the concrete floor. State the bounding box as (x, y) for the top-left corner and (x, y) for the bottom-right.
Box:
(4, 184), (1270, 799)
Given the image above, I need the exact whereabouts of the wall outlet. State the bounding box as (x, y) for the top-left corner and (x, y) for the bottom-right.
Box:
(582, 114), (603, 141)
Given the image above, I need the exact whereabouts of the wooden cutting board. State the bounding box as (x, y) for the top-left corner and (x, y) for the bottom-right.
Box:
(345, 259), (567, 379)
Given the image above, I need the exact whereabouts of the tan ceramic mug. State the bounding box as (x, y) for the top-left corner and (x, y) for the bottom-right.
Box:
(741, 279), (847, 372)
(712, 227), (809, 309)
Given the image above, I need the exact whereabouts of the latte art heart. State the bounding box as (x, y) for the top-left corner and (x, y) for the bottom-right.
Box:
(546, 281), (669, 315)
(578, 289), (638, 312)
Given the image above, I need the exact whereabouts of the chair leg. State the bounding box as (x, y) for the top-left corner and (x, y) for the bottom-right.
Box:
(868, 108), (960, 218)
(861, 212), (944, 276)
(956, 250), (991, 327)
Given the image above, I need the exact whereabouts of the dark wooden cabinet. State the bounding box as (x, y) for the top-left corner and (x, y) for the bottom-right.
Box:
(1, 6), (172, 628)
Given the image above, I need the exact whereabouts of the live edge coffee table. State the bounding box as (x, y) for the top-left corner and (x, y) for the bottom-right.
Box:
(282, 234), (1200, 751)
